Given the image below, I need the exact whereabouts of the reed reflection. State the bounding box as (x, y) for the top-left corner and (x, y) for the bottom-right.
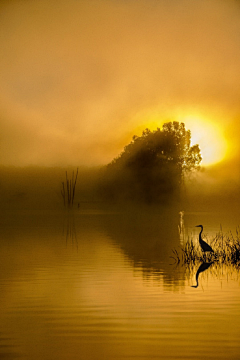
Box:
(191, 261), (214, 288)
(63, 214), (78, 250)
(178, 210), (185, 245)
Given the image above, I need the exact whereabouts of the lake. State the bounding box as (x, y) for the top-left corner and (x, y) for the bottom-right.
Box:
(0, 205), (240, 360)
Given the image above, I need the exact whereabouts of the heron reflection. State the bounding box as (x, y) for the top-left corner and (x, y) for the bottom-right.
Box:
(191, 261), (214, 288)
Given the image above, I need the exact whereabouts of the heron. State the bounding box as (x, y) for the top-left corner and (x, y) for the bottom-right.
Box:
(196, 225), (214, 257)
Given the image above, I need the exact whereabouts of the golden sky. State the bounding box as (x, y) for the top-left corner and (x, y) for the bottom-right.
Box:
(1, 0), (240, 168)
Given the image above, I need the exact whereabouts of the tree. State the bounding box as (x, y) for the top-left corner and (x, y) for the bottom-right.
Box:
(101, 121), (202, 203)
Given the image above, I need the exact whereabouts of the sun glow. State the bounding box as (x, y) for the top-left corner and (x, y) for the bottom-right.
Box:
(129, 110), (229, 168)
(183, 116), (228, 166)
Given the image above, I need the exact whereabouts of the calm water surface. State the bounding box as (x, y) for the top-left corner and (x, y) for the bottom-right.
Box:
(0, 206), (240, 360)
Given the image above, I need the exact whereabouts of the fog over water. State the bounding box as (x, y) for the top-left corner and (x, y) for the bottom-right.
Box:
(0, 165), (239, 219)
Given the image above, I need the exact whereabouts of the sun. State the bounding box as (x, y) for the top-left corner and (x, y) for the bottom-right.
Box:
(183, 116), (228, 166)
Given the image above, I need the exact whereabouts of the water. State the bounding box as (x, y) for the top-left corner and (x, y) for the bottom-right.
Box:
(0, 206), (240, 360)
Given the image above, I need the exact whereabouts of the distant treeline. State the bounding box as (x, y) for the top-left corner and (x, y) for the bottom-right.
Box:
(98, 121), (202, 203)
(0, 122), (202, 210)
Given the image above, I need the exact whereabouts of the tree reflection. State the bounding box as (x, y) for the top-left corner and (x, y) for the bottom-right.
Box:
(100, 204), (187, 289)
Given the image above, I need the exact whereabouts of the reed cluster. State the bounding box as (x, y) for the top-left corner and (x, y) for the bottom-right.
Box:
(172, 227), (240, 268)
(61, 169), (78, 208)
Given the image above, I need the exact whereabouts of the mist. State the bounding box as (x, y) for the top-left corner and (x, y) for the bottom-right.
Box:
(1, 0), (240, 171)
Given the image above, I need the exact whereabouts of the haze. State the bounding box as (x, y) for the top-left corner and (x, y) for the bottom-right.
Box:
(1, 0), (240, 172)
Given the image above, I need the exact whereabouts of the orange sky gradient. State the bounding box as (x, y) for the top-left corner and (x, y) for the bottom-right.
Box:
(1, 0), (240, 174)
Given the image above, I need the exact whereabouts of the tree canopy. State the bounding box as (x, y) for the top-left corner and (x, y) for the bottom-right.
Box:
(100, 121), (202, 203)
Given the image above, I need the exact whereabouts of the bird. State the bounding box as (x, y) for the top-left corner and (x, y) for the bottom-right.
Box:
(196, 225), (214, 256)
(191, 261), (214, 288)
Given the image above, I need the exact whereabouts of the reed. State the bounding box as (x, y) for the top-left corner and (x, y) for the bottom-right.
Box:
(61, 168), (78, 208)
(172, 227), (240, 268)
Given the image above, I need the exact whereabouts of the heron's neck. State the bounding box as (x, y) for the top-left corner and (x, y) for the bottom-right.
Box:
(199, 227), (203, 240)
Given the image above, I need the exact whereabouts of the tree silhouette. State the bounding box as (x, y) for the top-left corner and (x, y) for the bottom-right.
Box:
(100, 121), (202, 203)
